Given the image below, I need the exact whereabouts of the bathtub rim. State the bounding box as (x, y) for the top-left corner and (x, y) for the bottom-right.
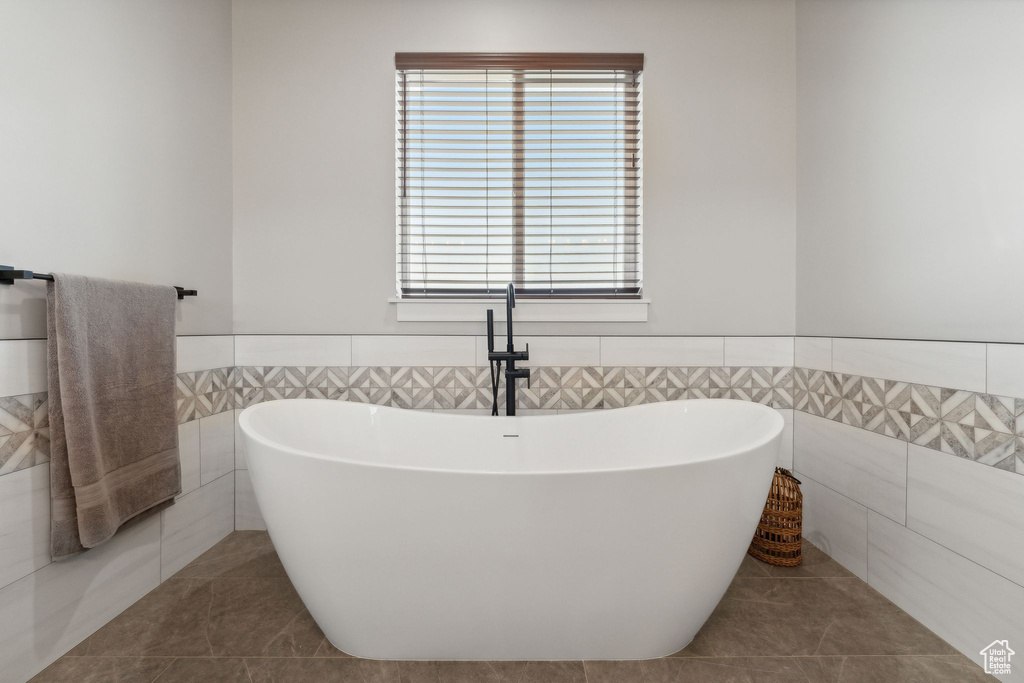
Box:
(239, 398), (784, 477)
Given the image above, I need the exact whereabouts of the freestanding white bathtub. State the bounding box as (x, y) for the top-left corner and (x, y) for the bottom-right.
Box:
(239, 399), (783, 660)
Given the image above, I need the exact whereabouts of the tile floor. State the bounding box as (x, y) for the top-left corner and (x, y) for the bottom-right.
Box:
(31, 532), (991, 682)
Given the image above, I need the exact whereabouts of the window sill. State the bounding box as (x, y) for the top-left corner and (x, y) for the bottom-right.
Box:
(390, 298), (650, 323)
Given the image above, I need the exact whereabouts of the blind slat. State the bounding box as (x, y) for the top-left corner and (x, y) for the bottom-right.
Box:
(397, 62), (642, 299)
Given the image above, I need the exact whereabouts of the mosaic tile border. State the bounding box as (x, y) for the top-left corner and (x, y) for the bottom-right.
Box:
(4, 362), (1019, 477)
(177, 366), (235, 423)
(0, 367), (237, 477)
(794, 368), (1022, 475)
(231, 365), (795, 412)
(0, 393), (49, 476)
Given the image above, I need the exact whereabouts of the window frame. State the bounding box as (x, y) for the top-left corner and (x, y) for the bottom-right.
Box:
(395, 52), (644, 305)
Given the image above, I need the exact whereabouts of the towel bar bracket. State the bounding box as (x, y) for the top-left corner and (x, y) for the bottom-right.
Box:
(0, 266), (40, 283)
(0, 265), (197, 299)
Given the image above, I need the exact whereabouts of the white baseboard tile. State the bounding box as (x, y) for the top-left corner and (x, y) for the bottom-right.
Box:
(987, 342), (1024, 398)
(0, 463), (50, 590)
(160, 473), (234, 582)
(177, 421), (201, 496)
(200, 411), (234, 486)
(235, 469), (266, 531)
(831, 338), (987, 393)
(175, 335), (234, 374)
(234, 408), (247, 470)
(797, 473), (869, 581)
(351, 335), (476, 367)
(235, 335), (352, 367)
(474, 336), (601, 367)
(777, 409), (793, 469)
(724, 336), (794, 367)
(795, 336), (831, 371)
(0, 516), (161, 683)
(907, 444), (1024, 588)
(867, 510), (1024, 679)
(0, 339), (47, 398)
(794, 412), (907, 524)
(599, 336), (724, 367)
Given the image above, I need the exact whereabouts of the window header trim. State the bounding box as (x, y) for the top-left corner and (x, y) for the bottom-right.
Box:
(395, 52), (644, 71)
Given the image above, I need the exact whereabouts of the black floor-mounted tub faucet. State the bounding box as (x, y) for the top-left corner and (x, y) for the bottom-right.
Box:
(487, 283), (530, 416)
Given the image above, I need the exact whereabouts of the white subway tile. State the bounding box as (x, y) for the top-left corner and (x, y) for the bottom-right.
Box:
(599, 337), (724, 366)
(907, 444), (1024, 587)
(776, 409), (793, 469)
(794, 412), (907, 524)
(832, 338), (986, 392)
(234, 335), (352, 366)
(797, 474), (868, 580)
(0, 464), (49, 590)
(0, 339), (47, 397)
(987, 343), (1024, 398)
(200, 411), (234, 486)
(234, 408), (247, 470)
(160, 473), (234, 581)
(868, 510), (1024, 673)
(474, 336), (601, 366)
(176, 335), (233, 373)
(234, 469), (266, 531)
(0, 516), (161, 683)
(795, 337), (832, 371)
(351, 335), (476, 366)
(177, 421), (201, 496)
(724, 337), (793, 366)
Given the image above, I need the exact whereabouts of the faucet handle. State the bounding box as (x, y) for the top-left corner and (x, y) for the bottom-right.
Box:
(526, 369), (531, 389)
(523, 342), (529, 361)
(486, 309), (494, 353)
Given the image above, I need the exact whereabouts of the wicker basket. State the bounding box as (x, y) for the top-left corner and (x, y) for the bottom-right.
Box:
(748, 467), (803, 567)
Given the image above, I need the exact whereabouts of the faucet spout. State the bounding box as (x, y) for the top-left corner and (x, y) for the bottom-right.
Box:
(505, 283), (515, 353)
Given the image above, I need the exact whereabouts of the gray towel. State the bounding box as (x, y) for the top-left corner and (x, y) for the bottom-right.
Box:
(47, 274), (181, 559)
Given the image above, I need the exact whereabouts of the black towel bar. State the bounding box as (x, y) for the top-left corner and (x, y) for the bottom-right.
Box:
(0, 265), (197, 300)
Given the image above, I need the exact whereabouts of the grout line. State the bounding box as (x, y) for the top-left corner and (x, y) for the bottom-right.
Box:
(232, 407), (238, 533)
(984, 343), (988, 394)
(149, 657), (177, 682)
(866, 510), (872, 587)
(795, 468), (870, 512)
(905, 446), (909, 529)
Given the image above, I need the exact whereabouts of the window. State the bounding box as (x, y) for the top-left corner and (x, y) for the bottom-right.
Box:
(396, 52), (643, 299)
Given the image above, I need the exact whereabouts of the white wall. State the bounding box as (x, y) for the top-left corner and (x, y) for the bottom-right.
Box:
(0, 3), (234, 680)
(795, 0), (1024, 343)
(232, 0), (797, 336)
(0, 0), (234, 339)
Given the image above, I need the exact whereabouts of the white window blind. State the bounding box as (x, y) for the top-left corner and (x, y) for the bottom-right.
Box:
(396, 53), (643, 299)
